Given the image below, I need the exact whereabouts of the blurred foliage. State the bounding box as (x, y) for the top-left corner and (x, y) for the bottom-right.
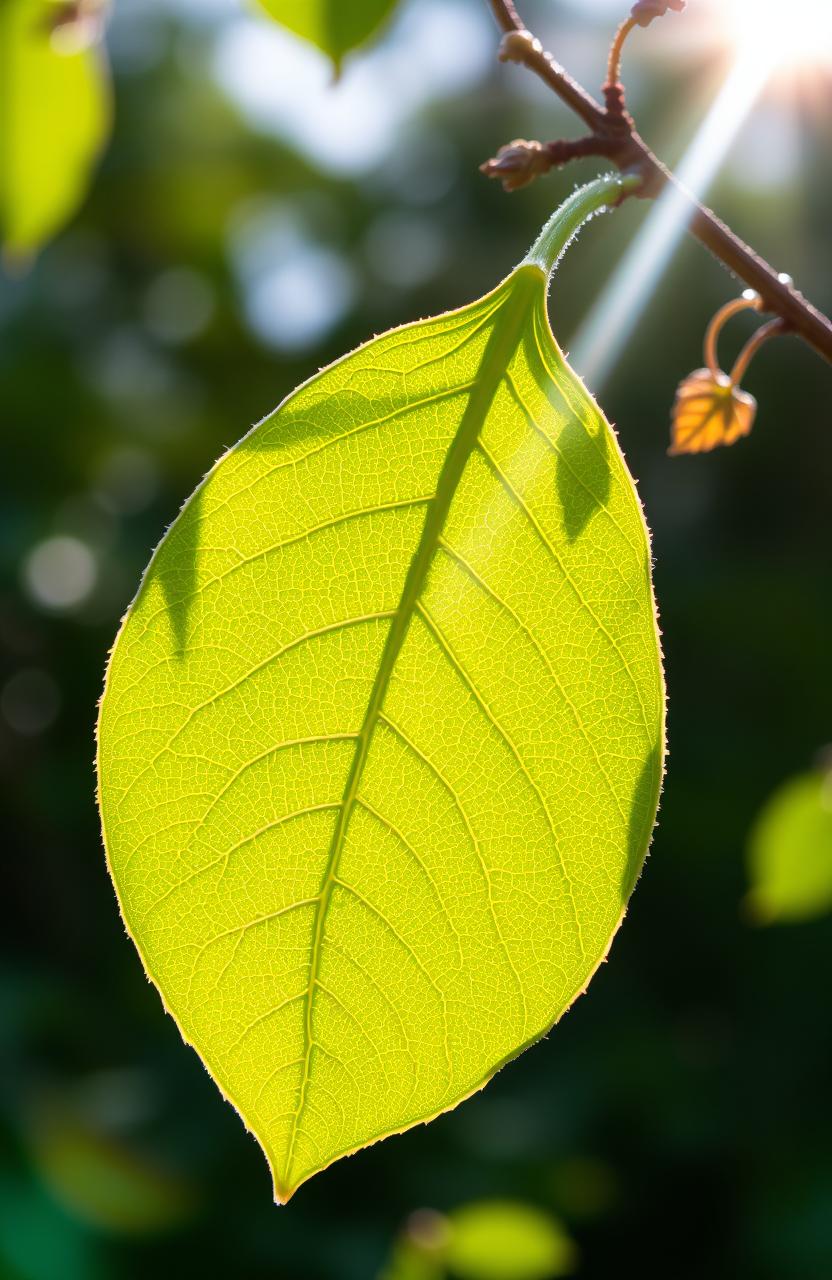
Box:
(382, 1201), (576, 1280)
(446, 1200), (576, 1279)
(1, 0), (831, 1277)
(746, 767), (832, 924)
(255, 0), (401, 69)
(0, 0), (111, 260)
(24, 1086), (195, 1236)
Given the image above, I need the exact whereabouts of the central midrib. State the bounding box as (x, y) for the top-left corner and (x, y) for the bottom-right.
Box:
(282, 268), (541, 1188)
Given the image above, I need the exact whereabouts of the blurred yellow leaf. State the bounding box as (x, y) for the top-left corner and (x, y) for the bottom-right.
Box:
(446, 1201), (576, 1280)
(383, 1202), (576, 1280)
(254, 0), (400, 68)
(0, 0), (110, 261)
(746, 770), (832, 924)
(668, 368), (756, 456)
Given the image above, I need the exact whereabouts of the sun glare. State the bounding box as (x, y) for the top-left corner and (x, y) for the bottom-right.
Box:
(728, 0), (832, 71)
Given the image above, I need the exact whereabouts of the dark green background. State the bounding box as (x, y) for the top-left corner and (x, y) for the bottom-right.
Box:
(2, 1), (831, 1276)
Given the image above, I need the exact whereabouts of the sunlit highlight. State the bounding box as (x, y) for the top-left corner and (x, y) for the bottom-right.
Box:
(728, 0), (832, 72)
(569, 0), (830, 388)
(570, 45), (769, 387)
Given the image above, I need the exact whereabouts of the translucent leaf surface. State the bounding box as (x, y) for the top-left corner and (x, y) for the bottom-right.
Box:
(746, 770), (832, 924)
(669, 368), (756, 455)
(254, 0), (399, 67)
(98, 177), (665, 1202)
(0, 0), (110, 260)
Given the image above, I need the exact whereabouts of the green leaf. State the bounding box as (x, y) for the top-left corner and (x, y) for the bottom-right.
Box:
(26, 1093), (194, 1236)
(0, 0), (110, 261)
(746, 769), (832, 924)
(253, 0), (400, 67)
(97, 175), (665, 1203)
(446, 1200), (576, 1280)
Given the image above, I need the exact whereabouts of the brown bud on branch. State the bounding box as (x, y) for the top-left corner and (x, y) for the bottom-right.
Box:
(479, 139), (552, 192)
(480, 137), (619, 191)
(630, 0), (685, 28)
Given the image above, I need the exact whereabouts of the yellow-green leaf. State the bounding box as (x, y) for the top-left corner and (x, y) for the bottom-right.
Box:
(382, 1201), (576, 1280)
(746, 769), (832, 924)
(97, 176), (665, 1203)
(446, 1200), (576, 1280)
(0, 0), (110, 260)
(253, 0), (399, 67)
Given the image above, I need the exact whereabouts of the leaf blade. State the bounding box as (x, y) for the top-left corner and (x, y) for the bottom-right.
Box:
(746, 770), (832, 924)
(0, 0), (110, 260)
(98, 182), (665, 1201)
(254, 0), (400, 66)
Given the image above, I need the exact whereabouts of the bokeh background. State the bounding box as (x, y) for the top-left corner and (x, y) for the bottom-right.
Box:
(2, 0), (831, 1276)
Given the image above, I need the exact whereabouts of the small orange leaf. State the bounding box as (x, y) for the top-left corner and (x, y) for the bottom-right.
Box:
(669, 368), (756, 456)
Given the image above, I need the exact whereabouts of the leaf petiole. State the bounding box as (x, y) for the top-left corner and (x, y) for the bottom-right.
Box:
(522, 172), (641, 279)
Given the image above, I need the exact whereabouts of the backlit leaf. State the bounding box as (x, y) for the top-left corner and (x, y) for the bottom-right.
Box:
(254, 0), (399, 68)
(669, 368), (756, 455)
(0, 0), (110, 260)
(746, 769), (832, 924)
(97, 176), (665, 1202)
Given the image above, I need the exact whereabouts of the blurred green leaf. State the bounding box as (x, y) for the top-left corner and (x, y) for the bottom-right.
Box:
(0, 0), (110, 261)
(254, 0), (400, 68)
(446, 1200), (577, 1280)
(746, 768), (832, 924)
(26, 1095), (194, 1236)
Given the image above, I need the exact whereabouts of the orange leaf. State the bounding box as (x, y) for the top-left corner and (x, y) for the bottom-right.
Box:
(669, 368), (756, 456)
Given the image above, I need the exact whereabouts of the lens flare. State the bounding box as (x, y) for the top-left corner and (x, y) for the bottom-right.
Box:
(728, 0), (832, 71)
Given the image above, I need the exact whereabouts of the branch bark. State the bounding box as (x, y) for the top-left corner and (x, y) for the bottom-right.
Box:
(485, 0), (832, 366)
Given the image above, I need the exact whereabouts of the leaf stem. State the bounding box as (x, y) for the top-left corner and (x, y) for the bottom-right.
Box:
(522, 173), (640, 277)
(606, 18), (636, 90)
(703, 292), (761, 379)
(730, 317), (788, 386)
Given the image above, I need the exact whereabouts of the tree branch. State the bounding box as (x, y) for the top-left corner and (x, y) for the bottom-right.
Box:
(486, 1), (608, 133)
(484, 0), (832, 366)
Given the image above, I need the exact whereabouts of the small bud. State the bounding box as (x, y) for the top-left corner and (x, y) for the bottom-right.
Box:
(630, 0), (685, 28)
(47, 0), (107, 52)
(498, 30), (542, 63)
(480, 139), (551, 192)
(669, 368), (756, 456)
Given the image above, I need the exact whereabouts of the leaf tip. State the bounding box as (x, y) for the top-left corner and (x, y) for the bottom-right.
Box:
(269, 1158), (297, 1206)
